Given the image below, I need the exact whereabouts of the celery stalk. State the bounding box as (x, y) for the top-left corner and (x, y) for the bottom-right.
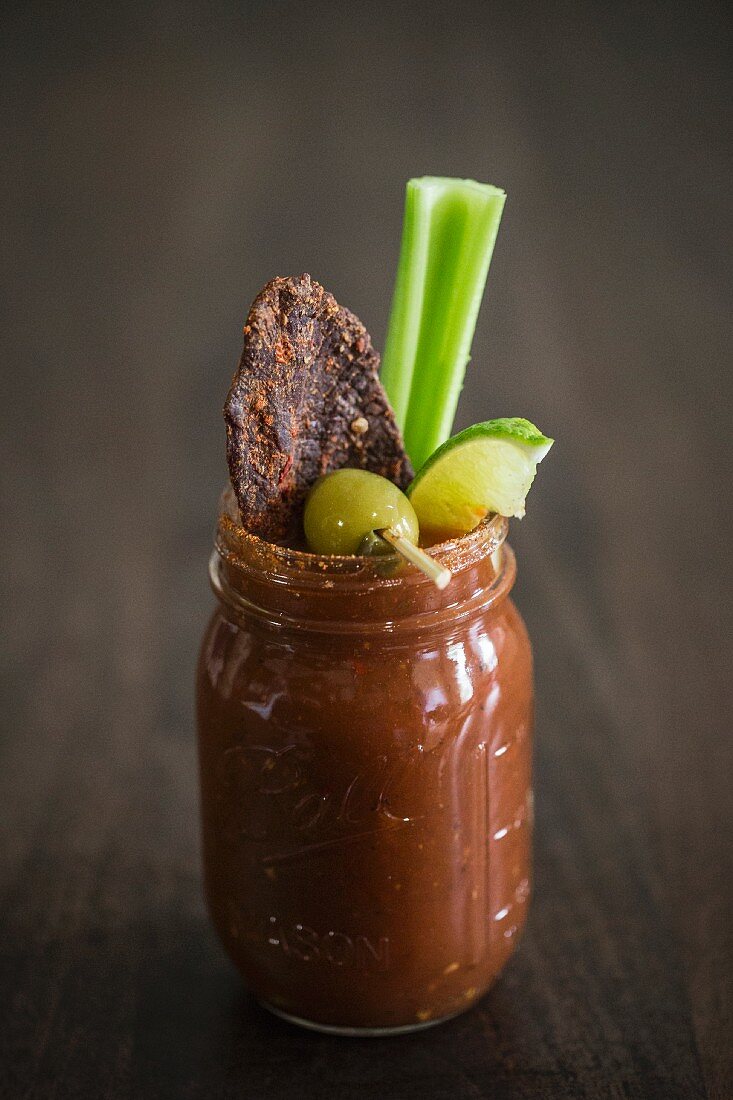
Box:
(381, 177), (506, 472)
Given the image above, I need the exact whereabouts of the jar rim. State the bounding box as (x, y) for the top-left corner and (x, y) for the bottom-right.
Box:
(209, 489), (515, 636)
(215, 487), (508, 589)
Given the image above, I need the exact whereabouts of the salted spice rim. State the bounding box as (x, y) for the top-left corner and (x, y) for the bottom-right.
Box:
(214, 487), (508, 589)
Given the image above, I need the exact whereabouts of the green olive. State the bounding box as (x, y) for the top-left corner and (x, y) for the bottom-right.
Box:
(303, 469), (420, 556)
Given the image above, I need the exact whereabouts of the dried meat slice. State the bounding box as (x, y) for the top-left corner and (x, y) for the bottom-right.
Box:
(224, 273), (413, 542)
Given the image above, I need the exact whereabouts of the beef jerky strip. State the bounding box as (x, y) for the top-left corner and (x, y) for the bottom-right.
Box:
(224, 273), (413, 542)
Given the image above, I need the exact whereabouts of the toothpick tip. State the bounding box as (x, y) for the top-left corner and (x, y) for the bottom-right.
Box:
(378, 528), (453, 590)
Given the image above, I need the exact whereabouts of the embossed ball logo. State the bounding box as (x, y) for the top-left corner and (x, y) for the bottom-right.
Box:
(218, 741), (424, 864)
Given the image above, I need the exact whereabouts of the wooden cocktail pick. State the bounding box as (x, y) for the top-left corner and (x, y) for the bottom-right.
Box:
(377, 528), (452, 590)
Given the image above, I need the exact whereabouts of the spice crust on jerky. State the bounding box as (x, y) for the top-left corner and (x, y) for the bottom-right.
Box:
(224, 274), (413, 542)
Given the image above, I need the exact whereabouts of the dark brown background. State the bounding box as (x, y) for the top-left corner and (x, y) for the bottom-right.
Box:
(1, 2), (731, 1097)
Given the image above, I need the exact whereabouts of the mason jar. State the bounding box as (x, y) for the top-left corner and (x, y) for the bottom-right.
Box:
(196, 489), (533, 1035)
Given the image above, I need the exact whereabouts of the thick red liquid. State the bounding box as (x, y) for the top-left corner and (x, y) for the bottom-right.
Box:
(196, 499), (533, 1032)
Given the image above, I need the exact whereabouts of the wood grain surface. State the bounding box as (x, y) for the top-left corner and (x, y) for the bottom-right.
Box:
(1, 2), (731, 1097)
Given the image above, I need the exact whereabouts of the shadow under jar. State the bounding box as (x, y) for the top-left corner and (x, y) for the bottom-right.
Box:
(196, 490), (533, 1035)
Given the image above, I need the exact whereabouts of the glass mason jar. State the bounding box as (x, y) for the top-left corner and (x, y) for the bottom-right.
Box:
(196, 490), (533, 1035)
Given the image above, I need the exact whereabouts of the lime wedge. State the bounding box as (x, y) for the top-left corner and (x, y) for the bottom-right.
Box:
(407, 418), (553, 543)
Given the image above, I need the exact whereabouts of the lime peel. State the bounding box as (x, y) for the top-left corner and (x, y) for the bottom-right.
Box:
(407, 418), (553, 542)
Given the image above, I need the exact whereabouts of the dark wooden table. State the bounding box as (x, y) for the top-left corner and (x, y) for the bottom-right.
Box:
(2, 3), (731, 1097)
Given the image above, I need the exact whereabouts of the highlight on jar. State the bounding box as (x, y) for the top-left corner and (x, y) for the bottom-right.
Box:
(197, 176), (554, 1035)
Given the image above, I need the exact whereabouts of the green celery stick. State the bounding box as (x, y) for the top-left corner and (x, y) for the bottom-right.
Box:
(381, 177), (506, 471)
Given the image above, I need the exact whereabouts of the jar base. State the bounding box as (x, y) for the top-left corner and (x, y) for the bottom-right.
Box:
(260, 999), (469, 1037)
